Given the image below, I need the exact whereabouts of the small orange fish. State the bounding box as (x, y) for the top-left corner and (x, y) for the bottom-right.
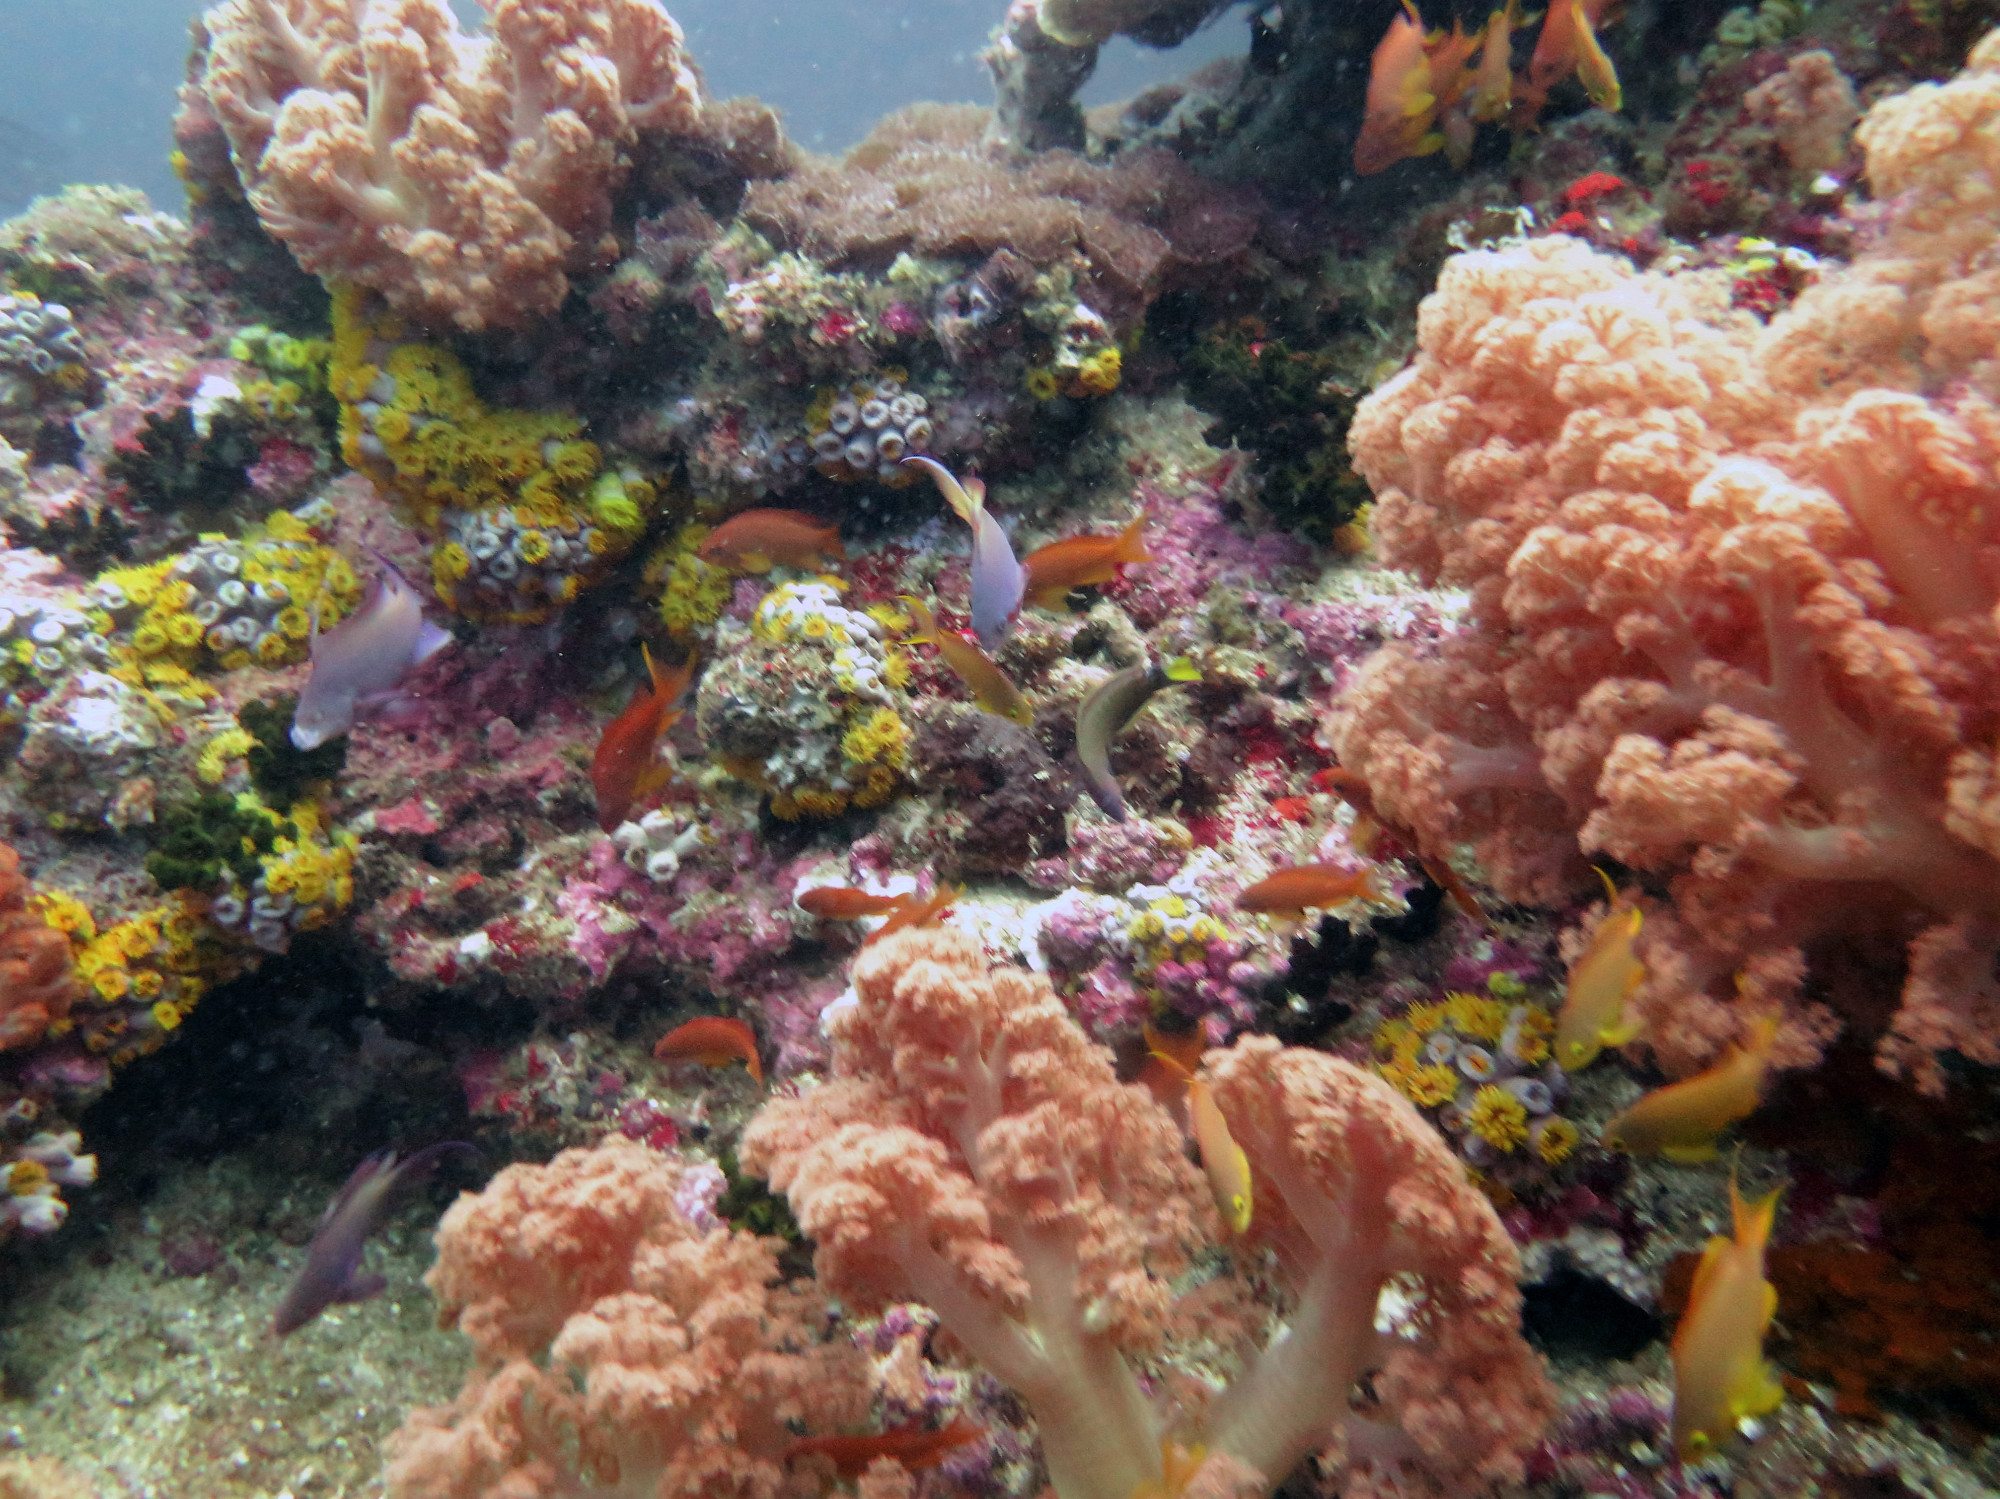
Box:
(785, 1416), (984, 1478)
(591, 646), (694, 834)
(1569, 0), (1622, 111)
(1515, 0), (1617, 127)
(1671, 1171), (1785, 1458)
(1555, 870), (1646, 1071)
(1146, 1043), (1253, 1233)
(902, 596), (1033, 727)
(1019, 514), (1152, 610)
(1601, 1014), (1779, 1162)
(1418, 855), (1493, 933)
(1470, 0), (1518, 122)
(861, 883), (961, 946)
(697, 509), (845, 572)
(653, 1016), (763, 1085)
(797, 886), (910, 919)
(1138, 1021), (1207, 1115)
(1236, 863), (1388, 920)
(1355, 0), (1443, 175)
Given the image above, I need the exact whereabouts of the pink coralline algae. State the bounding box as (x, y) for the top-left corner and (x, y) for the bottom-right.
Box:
(1108, 455), (1313, 630)
(1332, 63), (2000, 1092)
(192, 0), (701, 330)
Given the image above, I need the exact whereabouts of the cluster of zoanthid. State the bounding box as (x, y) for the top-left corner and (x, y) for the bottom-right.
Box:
(804, 372), (936, 484)
(328, 288), (657, 623)
(0, 1130), (95, 1239)
(0, 292), (88, 425)
(1375, 984), (1581, 1187)
(703, 580), (910, 821)
(38, 890), (213, 1067)
(94, 512), (359, 675)
(0, 594), (114, 710)
(644, 523), (735, 643)
(203, 802), (357, 955)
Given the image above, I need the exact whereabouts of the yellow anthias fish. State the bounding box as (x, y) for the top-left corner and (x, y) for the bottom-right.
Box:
(1671, 1172), (1785, 1459)
(1569, 0), (1623, 111)
(1555, 870), (1646, 1070)
(1470, 0), (1519, 122)
(1601, 1013), (1780, 1163)
(1148, 1048), (1253, 1234)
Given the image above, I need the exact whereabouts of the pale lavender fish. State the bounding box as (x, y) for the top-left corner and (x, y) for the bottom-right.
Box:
(903, 456), (1025, 649)
(291, 558), (453, 749)
(271, 1142), (473, 1337)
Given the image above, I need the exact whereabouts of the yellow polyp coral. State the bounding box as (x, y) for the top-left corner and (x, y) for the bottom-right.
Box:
(61, 900), (222, 1066)
(197, 727), (257, 786)
(1533, 1116), (1581, 1165)
(1026, 366), (1060, 400)
(329, 288), (656, 624)
(1400, 1062), (1463, 1109)
(1070, 347), (1122, 396)
(1468, 1085), (1531, 1152)
(1122, 891), (1228, 980)
(1445, 991), (1510, 1043)
(644, 524), (734, 642)
(96, 520), (362, 677)
(841, 706), (911, 770)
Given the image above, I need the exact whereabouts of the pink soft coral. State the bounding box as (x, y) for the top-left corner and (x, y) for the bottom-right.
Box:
(385, 1136), (872, 1498)
(740, 928), (1551, 1499)
(194, 0), (700, 330)
(1331, 40), (2000, 1093)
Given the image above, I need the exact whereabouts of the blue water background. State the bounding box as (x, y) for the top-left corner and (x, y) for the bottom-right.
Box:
(0, 0), (1244, 219)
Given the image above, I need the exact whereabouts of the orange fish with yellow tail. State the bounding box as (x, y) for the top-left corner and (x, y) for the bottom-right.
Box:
(1671, 1171), (1785, 1459)
(1019, 514), (1152, 610)
(697, 509), (845, 572)
(785, 1416), (983, 1478)
(1236, 863), (1388, 920)
(1354, 0), (1443, 174)
(591, 646), (694, 834)
(1514, 0), (1619, 127)
(1601, 1013), (1779, 1162)
(1554, 870), (1645, 1070)
(1470, 0), (1518, 122)
(1145, 1041), (1253, 1234)
(901, 596), (1033, 727)
(653, 1015), (763, 1085)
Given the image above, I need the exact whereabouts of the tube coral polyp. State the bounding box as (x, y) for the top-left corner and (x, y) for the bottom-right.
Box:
(330, 289), (656, 623)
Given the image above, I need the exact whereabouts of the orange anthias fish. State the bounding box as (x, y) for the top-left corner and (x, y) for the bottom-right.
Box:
(1470, 0), (1518, 122)
(1601, 1014), (1780, 1162)
(1671, 1172), (1785, 1459)
(1019, 514), (1152, 610)
(696, 509), (845, 572)
(797, 886), (910, 919)
(901, 596), (1034, 727)
(1146, 1039), (1253, 1234)
(1138, 1021), (1208, 1116)
(1355, 0), (1442, 175)
(861, 882), (961, 946)
(591, 646), (694, 834)
(653, 1015), (763, 1085)
(1515, 0), (1619, 126)
(1236, 863), (1388, 920)
(1555, 870), (1646, 1071)
(786, 1417), (984, 1478)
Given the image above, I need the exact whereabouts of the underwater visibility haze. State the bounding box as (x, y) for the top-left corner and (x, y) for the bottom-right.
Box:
(0, 0), (1998, 1495)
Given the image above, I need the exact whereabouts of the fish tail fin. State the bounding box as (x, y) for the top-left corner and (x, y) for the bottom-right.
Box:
(898, 595), (939, 643)
(1730, 1168), (1783, 1250)
(1162, 657), (1201, 683)
(1115, 514), (1153, 564)
(1743, 1010), (1782, 1060)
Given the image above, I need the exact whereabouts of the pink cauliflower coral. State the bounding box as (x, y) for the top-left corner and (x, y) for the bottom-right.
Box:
(194, 0), (700, 330)
(385, 1136), (873, 1499)
(740, 927), (1552, 1499)
(1331, 38), (2000, 1092)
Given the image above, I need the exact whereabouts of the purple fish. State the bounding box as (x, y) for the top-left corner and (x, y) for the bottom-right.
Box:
(271, 1142), (473, 1337)
(903, 456), (1024, 649)
(290, 558), (454, 750)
